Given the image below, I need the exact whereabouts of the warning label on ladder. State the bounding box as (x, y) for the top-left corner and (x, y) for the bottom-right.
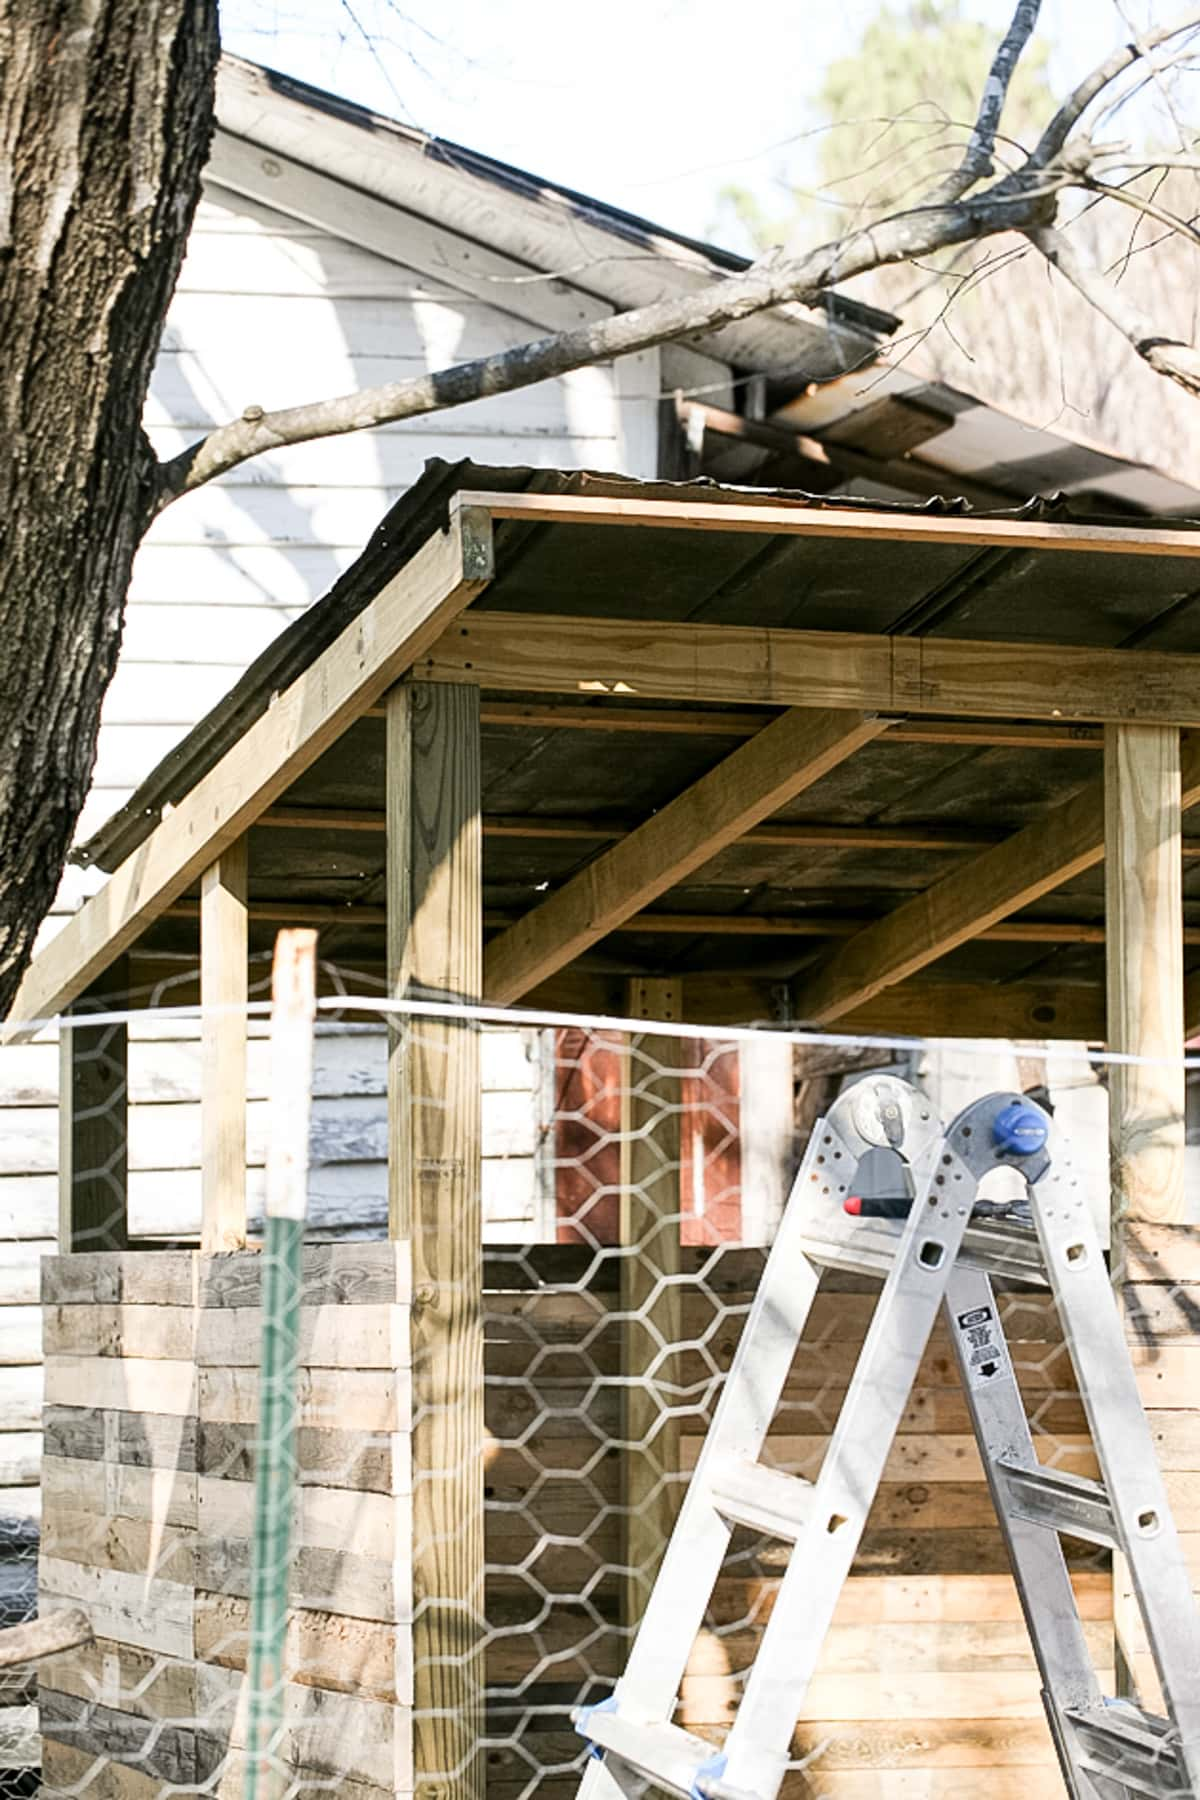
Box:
(954, 1304), (1009, 1389)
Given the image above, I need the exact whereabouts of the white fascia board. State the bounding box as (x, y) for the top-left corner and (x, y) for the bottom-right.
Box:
(214, 57), (881, 382)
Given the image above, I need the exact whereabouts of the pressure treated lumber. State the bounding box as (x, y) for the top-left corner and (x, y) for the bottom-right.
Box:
(1104, 726), (1188, 1704)
(423, 611), (1200, 726)
(1106, 726), (1186, 1229)
(620, 978), (683, 1630)
(793, 739), (1200, 1025)
(200, 841), (248, 1252)
(386, 681), (485, 1800)
(485, 708), (889, 1004)
(58, 962), (130, 1252)
(6, 509), (493, 1035)
(457, 487), (1200, 556)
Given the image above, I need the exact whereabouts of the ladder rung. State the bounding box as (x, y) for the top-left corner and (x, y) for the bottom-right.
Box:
(996, 1460), (1117, 1548)
(796, 1221), (1050, 1286)
(1066, 1702), (1188, 1796)
(573, 1709), (733, 1799)
(959, 1220), (1048, 1285)
(708, 1455), (816, 1540)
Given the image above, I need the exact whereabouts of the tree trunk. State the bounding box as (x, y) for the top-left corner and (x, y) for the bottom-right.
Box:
(0, 1), (218, 1018)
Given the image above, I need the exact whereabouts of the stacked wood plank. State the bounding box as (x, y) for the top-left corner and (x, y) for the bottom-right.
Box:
(37, 1244), (413, 1800)
(33, 1240), (1165, 1800)
(481, 1249), (1114, 1800)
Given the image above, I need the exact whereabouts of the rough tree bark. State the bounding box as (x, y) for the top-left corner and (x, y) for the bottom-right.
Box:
(0, 1), (218, 1018)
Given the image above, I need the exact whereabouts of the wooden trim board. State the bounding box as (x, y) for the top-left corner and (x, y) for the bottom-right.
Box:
(422, 612), (1200, 726)
(458, 488), (1200, 556)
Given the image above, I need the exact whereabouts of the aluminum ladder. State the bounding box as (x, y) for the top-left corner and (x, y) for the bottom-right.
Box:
(573, 1075), (1200, 1800)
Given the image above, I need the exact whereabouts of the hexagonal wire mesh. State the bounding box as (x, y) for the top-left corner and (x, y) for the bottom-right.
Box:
(5, 961), (1199, 1800)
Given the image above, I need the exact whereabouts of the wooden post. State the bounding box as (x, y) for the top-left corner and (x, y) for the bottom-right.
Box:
(1104, 723), (1187, 1700)
(201, 840), (249, 1252)
(620, 976), (683, 1632)
(58, 958), (130, 1252)
(386, 680), (484, 1800)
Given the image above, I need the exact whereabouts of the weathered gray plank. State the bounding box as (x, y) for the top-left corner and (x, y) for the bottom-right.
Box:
(193, 1662), (408, 1789)
(40, 1688), (204, 1785)
(197, 1420), (393, 1493)
(42, 1251), (197, 1308)
(42, 1406), (197, 1472)
(193, 1535), (400, 1625)
(199, 1242), (408, 1310)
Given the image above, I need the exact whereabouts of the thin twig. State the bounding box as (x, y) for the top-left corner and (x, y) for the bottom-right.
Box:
(1028, 8), (1200, 171)
(1027, 223), (1200, 395)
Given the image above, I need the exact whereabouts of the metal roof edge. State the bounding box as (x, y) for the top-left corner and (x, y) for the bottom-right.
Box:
(213, 55), (896, 379)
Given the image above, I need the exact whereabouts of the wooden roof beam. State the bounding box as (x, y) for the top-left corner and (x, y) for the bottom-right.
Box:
(483, 709), (891, 1005)
(423, 613), (1200, 727)
(3, 505), (495, 1036)
(792, 742), (1200, 1026)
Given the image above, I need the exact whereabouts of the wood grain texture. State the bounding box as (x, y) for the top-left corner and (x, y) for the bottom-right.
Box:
(1105, 729), (1190, 1694)
(387, 680), (484, 1800)
(457, 487), (1200, 556)
(201, 841), (248, 1252)
(619, 978), (683, 1629)
(483, 709), (888, 1003)
(1106, 726), (1186, 1228)
(424, 610), (1200, 724)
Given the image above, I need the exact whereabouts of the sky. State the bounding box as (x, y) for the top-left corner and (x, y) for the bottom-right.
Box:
(217, 0), (1181, 253)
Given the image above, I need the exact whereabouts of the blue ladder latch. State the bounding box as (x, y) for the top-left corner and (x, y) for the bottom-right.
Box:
(691, 1750), (729, 1799)
(993, 1099), (1049, 1158)
(574, 1694), (618, 1760)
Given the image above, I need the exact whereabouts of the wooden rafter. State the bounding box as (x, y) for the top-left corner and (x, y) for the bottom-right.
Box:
(4, 508), (494, 1035)
(792, 742), (1200, 1026)
(483, 709), (891, 1005)
(422, 612), (1200, 727)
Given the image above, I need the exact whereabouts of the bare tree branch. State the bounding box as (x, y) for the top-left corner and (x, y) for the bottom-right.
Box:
(924, 0), (1043, 205)
(1028, 8), (1200, 171)
(154, 180), (1063, 510)
(154, 4), (1200, 514)
(1027, 223), (1200, 395)
(1084, 175), (1200, 248)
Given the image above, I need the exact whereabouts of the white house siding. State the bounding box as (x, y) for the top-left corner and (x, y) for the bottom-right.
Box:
(0, 172), (664, 1595)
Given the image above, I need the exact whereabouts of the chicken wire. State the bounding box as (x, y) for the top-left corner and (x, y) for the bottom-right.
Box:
(2, 965), (1198, 1799)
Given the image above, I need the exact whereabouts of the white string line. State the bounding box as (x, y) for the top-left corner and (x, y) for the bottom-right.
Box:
(43, 990), (1200, 1070)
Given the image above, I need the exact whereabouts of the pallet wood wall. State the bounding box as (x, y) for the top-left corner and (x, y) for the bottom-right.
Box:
(37, 1245), (413, 1800)
(481, 1248), (1114, 1800)
(32, 1242), (1143, 1800)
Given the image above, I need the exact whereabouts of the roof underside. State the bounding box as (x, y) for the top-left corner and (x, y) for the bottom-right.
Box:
(84, 462), (1200, 1012)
